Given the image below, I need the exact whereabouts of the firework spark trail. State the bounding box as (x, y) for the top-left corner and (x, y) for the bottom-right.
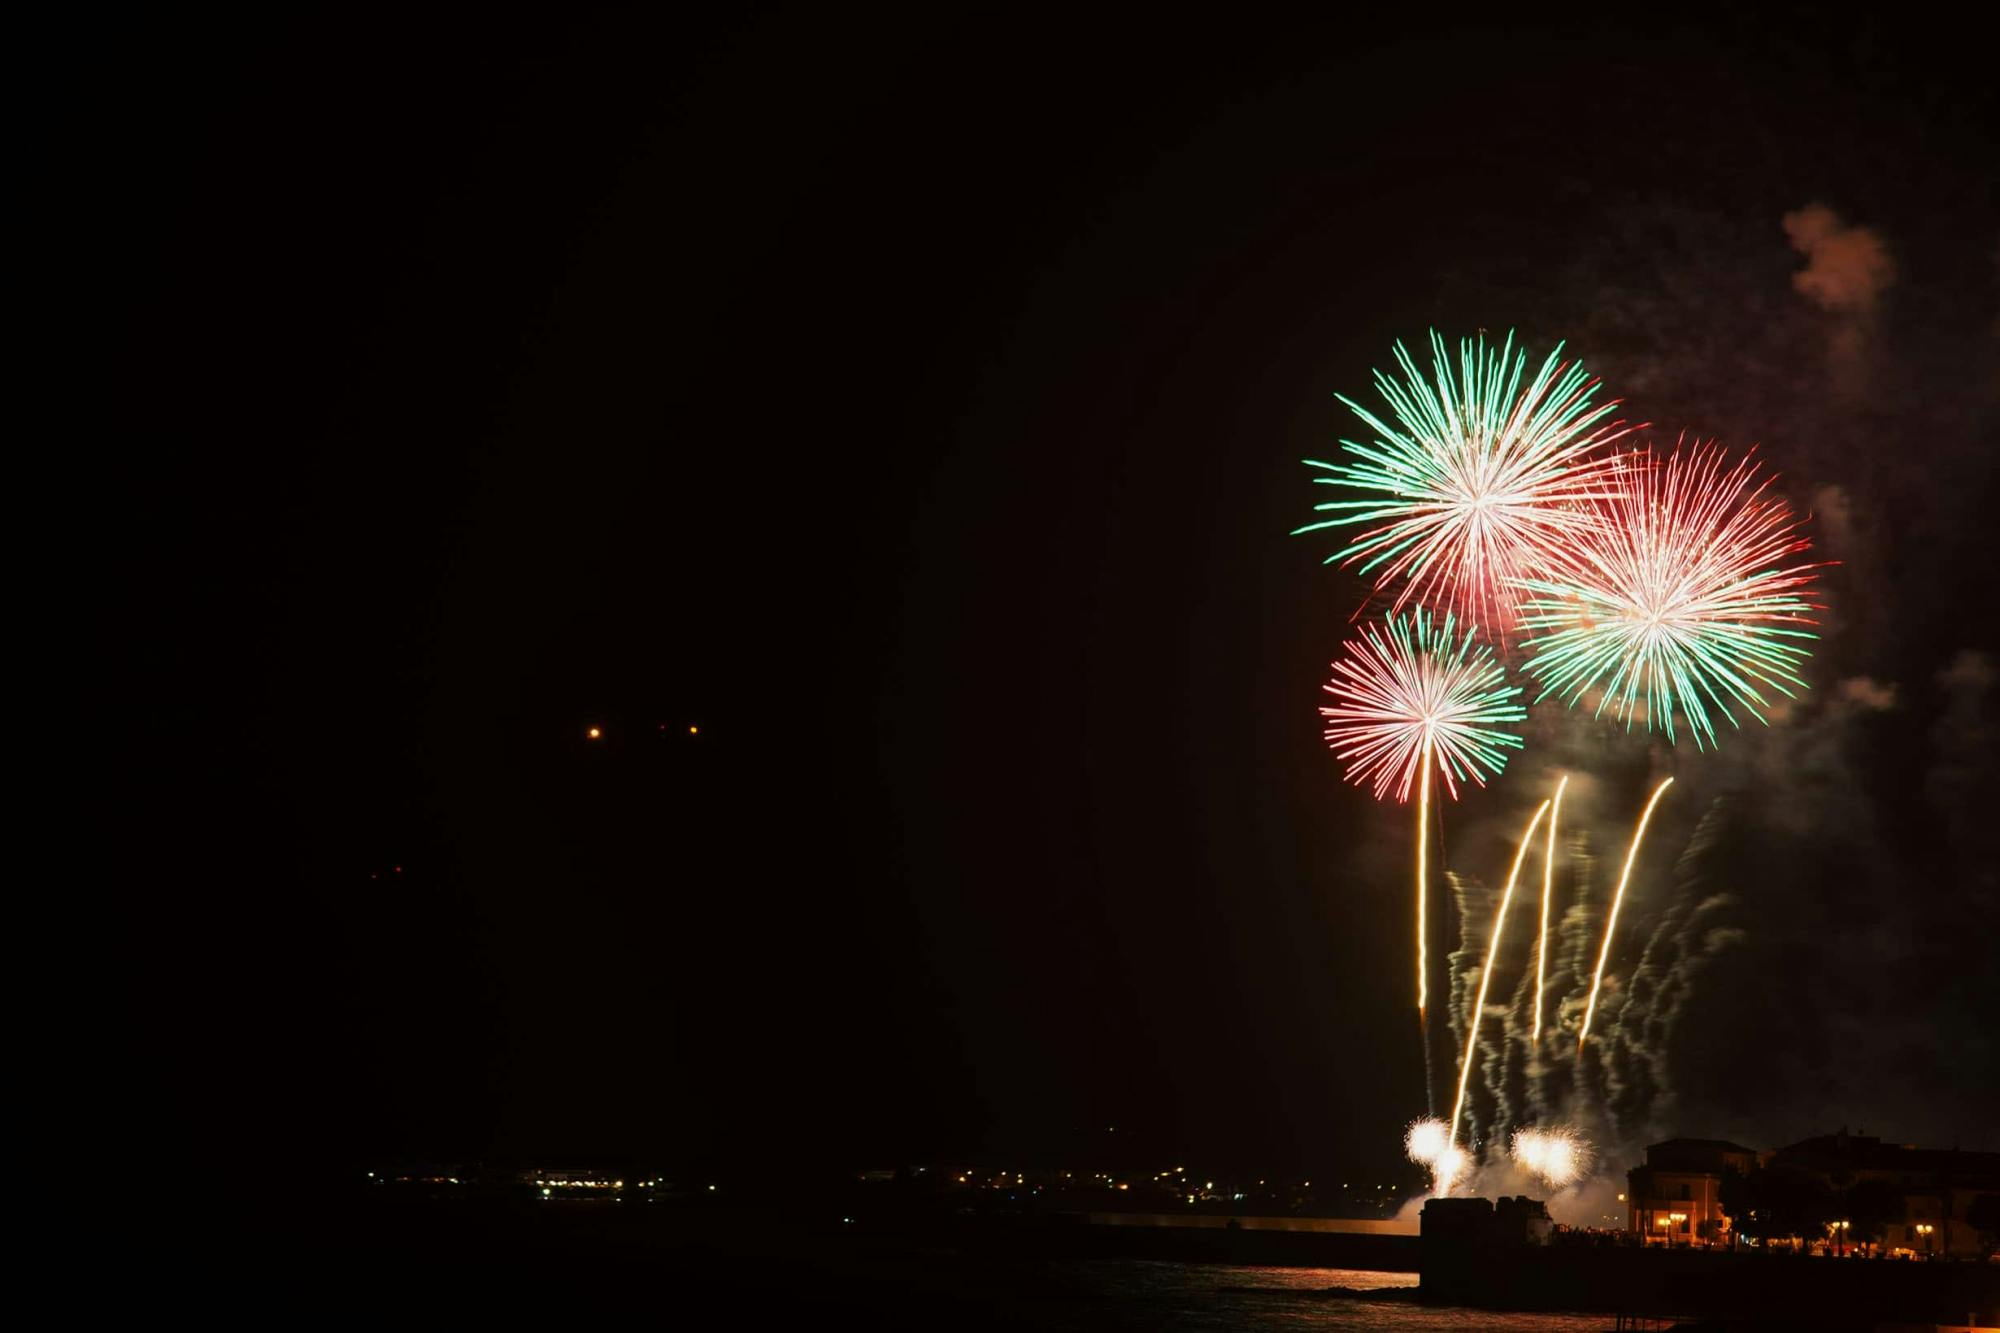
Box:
(1598, 803), (1739, 1132)
(1320, 607), (1525, 1025)
(1443, 868), (1483, 1129)
(1488, 912), (1542, 1136)
(1294, 331), (1632, 631)
(1579, 778), (1675, 1050)
(1416, 735), (1433, 1015)
(1599, 885), (1701, 1132)
(1514, 442), (1825, 749)
(1533, 774), (1569, 1044)
(1440, 798), (1740, 1167)
(1599, 803), (1743, 1146)
(1604, 892), (1738, 1135)
(1490, 808), (1603, 1138)
(1449, 798), (1551, 1152)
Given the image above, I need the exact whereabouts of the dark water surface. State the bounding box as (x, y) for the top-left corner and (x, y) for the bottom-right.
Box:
(903, 1260), (1617, 1330)
(199, 1200), (1638, 1327)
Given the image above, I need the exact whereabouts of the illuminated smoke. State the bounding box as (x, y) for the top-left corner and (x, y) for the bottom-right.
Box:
(1781, 203), (1895, 315)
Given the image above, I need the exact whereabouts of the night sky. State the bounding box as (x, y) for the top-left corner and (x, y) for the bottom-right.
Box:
(105, 11), (1995, 1188)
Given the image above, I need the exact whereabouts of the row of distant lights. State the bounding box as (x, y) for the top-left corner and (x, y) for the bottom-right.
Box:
(586, 724), (699, 740)
(367, 1172), (716, 1198)
(531, 1178), (720, 1198)
(944, 1166), (1395, 1201)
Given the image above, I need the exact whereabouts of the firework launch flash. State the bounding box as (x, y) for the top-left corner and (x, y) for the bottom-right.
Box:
(1511, 1125), (1594, 1190)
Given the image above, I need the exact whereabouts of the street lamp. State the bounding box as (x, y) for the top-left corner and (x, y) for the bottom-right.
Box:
(1915, 1222), (1934, 1257)
(1830, 1219), (1850, 1257)
(1670, 1211), (1688, 1248)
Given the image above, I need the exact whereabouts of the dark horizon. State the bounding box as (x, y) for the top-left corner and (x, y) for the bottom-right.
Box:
(100, 9), (1996, 1196)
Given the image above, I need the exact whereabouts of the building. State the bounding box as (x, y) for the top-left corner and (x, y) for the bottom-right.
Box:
(1622, 1129), (2000, 1257)
(1768, 1130), (2000, 1259)
(1625, 1138), (1760, 1246)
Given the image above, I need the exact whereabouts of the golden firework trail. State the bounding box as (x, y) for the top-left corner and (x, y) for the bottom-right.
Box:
(1577, 776), (1675, 1050)
(1416, 734), (1434, 1014)
(1449, 797), (1551, 1151)
(1532, 774), (1569, 1043)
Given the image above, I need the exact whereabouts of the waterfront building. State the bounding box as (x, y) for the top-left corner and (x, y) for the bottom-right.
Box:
(1769, 1131), (2000, 1260)
(1625, 1138), (1760, 1246)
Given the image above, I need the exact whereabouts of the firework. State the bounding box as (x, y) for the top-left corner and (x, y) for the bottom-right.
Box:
(1294, 330), (1630, 630)
(1448, 797), (1552, 1152)
(1531, 774), (1569, 1044)
(1407, 1117), (1469, 1195)
(1405, 1116), (1451, 1166)
(1321, 608), (1527, 1012)
(1321, 608), (1528, 805)
(1514, 443), (1824, 749)
(1511, 1125), (1593, 1190)
(1431, 1144), (1470, 1196)
(1578, 777), (1675, 1049)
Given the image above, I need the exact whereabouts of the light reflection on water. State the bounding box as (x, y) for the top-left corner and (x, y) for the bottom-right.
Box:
(1020, 1261), (1616, 1331)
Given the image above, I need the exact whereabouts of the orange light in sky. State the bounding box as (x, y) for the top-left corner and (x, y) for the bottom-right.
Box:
(586, 726), (602, 740)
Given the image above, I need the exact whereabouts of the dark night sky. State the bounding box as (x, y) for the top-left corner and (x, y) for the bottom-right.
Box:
(102, 11), (1995, 1187)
